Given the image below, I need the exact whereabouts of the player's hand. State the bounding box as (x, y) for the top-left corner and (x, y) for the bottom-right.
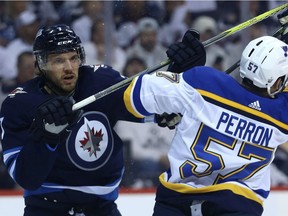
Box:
(31, 97), (82, 147)
(166, 29), (206, 73)
(277, 8), (288, 43)
(155, 113), (182, 130)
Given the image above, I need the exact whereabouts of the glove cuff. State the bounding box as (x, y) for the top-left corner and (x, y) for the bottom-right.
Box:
(30, 120), (70, 148)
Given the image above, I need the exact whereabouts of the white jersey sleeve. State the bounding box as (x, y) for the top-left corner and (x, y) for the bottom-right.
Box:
(124, 71), (203, 118)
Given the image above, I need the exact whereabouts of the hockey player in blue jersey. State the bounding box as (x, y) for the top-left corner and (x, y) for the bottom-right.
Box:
(0, 24), (205, 216)
(124, 29), (288, 216)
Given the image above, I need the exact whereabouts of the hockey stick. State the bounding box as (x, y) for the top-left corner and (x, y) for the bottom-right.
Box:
(225, 26), (287, 74)
(72, 3), (288, 111)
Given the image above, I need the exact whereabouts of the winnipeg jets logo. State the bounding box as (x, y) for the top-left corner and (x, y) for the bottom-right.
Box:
(80, 124), (104, 157)
(75, 118), (108, 161)
(67, 111), (114, 171)
(8, 87), (27, 98)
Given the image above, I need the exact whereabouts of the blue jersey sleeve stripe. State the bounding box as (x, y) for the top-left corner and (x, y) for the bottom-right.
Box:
(133, 74), (152, 117)
(3, 147), (21, 165)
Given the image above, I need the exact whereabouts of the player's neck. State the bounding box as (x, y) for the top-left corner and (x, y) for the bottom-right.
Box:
(241, 80), (269, 98)
(44, 84), (75, 97)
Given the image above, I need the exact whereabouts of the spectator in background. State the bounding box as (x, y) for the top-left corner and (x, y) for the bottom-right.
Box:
(115, 56), (173, 188)
(271, 142), (288, 186)
(49, 1), (81, 25)
(248, 1), (268, 20)
(83, 18), (127, 73)
(158, 0), (186, 47)
(0, 22), (13, 85)
(114, 1), (167, 49)
(71, 1), (104, 43)
(29, 1), (60, 26)
(192, 15), (229, 71)
(217, 1), (240, 28)
(248, 23), (268, 40)
(116, 21), (138, 50)
(4, 1), (29, 25)
(1, 10), (39, 80)
(113, 1), (162, 29)
(164, 0), (218, 46)
(160, 1), (185, 25)
(1, 51), (35, 95)
(0, 22), (15, 48)
(0, 1), (16, 47)
(122, 57), (146, 77)
(126, 17), (167, 69)
(0, 1), (29, 48)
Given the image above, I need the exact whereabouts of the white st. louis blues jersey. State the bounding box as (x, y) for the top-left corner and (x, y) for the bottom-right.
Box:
(124, 66), (288, 214)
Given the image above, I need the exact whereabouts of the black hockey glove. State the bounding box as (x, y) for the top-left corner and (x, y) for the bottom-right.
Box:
(155, 113), (182, 130)
(166, 29), (206, 73)
(277, 8), (288, 44)
(31, 97), (82, 147)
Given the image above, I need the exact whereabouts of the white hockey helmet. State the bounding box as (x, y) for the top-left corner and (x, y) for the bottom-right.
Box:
(239, 36), (288, 97)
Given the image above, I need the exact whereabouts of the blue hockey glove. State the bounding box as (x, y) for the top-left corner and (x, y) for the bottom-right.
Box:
(166, 29), (206, 73)
(277, 8), (288, 43)
(155, 113), (182, 130)
(31, 97), (82, 147)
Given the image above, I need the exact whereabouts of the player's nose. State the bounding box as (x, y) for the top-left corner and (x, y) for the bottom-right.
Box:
(63, 59), (73, 70)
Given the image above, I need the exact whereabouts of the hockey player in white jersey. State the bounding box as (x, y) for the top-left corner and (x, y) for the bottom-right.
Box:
(124, 33), (288, 215)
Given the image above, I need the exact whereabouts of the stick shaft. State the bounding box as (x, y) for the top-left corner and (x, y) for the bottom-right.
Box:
(225, 26), (286, 74)
(73, 3), (288, 111)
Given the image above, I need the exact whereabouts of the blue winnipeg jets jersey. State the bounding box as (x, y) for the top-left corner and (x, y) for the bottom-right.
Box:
(124, 66), (288, 214)
(0, 65), (140, 202)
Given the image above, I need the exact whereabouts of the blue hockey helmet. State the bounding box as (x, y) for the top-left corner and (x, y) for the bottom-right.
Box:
(33, 24), (85, 71)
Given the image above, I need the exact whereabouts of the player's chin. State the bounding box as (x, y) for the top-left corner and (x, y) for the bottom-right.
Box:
(61, 82), (77, 93)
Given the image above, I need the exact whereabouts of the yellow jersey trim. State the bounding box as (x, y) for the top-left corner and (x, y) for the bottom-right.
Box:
(123, 79), (144, 118)
(198, 89), (288, 131)
(159, 173), (263, 206)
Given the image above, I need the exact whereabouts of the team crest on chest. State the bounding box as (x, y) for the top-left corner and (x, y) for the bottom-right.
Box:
(67, 111), (114, 171)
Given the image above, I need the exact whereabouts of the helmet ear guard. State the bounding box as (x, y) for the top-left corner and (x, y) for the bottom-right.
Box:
(239, 36), (288, 97)
(33, 24), (85, 72)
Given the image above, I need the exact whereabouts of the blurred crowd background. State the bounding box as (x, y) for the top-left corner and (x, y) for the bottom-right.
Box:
(0, 0), (288, 190)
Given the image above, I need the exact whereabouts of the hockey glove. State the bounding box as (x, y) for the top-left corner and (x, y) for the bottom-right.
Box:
(31, 97), (82, 147)
(166, 29), (206, 73)
(155, 113), (182, 130)
(277, 8), (288, 43)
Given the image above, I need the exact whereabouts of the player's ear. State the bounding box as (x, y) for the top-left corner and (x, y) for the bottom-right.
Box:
(34, 61), (42, 76)
(35, 66), (40, 76)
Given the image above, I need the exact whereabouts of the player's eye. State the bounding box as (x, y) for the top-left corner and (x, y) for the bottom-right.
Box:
(51, 57), (65, 65)
(70, 55), (80, 63)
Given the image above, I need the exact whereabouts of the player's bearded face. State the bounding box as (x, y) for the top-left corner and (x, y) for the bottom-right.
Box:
(45, 51), (80, 93)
